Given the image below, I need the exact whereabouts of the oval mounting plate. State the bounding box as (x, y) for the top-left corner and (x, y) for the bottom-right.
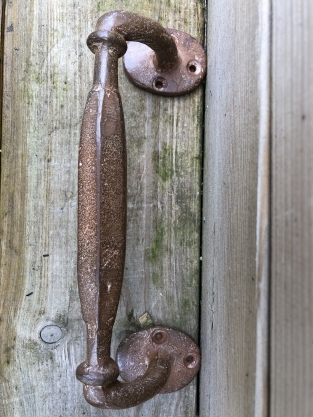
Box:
(116, 326), (201, 393)
(123, 29), (206, 96)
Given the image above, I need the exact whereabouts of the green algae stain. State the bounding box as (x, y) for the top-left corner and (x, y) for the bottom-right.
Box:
(160, 145), (172, 182)
(149, 226), (165, 264)
(183, 297), (191, 314)
(187, 268), (200, 290)
(152, 144), (173, 183)
(152, 271), (160, 287)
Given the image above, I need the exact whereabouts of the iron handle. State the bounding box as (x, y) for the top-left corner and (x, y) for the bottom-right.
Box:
(76, 10), (206, 409)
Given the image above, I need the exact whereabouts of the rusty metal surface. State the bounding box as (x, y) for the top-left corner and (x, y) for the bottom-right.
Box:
(83, 356), (172, 409)
(76, 10), (205, 409)
(117, 327), (201, 394)
(95, 11), (180, 71)
(123, 29), (207, 96)
(77, 28), (127, 389)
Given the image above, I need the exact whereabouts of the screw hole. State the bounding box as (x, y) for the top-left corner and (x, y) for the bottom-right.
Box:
(151, 329), (168, 344)
(153, 77), (167, 91)
(155, 80), (163, 89)
(184, 353), (198, 369)
(187, 60), (201, 75)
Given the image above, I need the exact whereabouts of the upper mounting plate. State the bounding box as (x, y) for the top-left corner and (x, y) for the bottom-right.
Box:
(123, 29), (206, 96)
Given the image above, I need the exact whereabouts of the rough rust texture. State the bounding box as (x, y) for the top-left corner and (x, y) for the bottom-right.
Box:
(117, 327), (200, 394)
(95, 11), (179, 71)
(81, 326), (200, 409)
(77, 31), (127, 386)
(76, 11), (205, 409)
(123, 29), (207, 96)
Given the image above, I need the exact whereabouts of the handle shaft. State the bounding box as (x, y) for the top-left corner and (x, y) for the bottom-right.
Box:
(77, 31), (127, 385)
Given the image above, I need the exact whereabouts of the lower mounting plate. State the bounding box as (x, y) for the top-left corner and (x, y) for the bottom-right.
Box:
(116, 326), (200, 393)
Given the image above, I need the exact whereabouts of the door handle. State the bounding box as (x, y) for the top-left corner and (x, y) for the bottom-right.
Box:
(76, 10), (206, 409)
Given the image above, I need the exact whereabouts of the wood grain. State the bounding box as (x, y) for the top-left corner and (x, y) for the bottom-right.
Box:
(0, 0), (3, 180)
(271, 1), (313, 416)
(200, 1), (270, 416)
(0, 1), (204, 416)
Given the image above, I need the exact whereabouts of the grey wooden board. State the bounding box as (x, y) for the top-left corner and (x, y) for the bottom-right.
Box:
(200, 1), (270, 416)
(0, 1), (204, 416)
(271, 1), (313, 416)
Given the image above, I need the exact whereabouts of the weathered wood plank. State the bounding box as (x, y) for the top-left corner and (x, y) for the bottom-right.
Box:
(271, 1), (313, 416)
(0, 0), (3, 171)
(200, 1), (270, 416)
(0, 0), (203, 416)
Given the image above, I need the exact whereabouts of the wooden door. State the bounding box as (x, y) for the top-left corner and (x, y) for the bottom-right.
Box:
(1, 1), (313, 417)
(0, 1), (203, 416)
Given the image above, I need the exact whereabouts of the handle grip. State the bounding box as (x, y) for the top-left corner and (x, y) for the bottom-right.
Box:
(76, 11), (205, 409)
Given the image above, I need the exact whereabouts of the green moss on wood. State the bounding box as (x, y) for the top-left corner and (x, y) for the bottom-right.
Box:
(152, 271), (160, 287)
(152, 144), (173, 183)
(149, 226), (165, 263)
(183, 297), (191, 313)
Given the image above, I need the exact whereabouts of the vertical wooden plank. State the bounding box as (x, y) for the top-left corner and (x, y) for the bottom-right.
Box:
(200, 1), (270, 416)
(271, 1), (313, 416)
(0, 1), (204, 416)
(0, 0), (3, 176)
(0, 4), (29, 416)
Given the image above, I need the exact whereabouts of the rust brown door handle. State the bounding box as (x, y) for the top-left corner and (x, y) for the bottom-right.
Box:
(76, 10), (206, 409)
